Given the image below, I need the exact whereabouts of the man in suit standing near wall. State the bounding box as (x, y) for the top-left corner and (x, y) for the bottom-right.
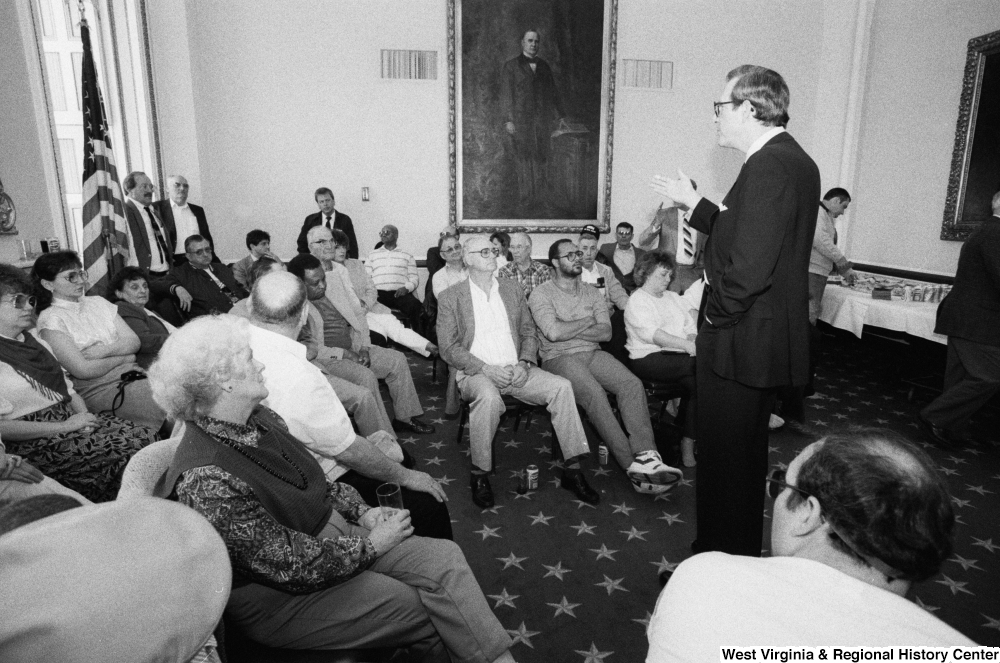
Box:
(919, 190), (1000, 447)
(653, 65), (820, 558)
(153, 175), (218, 266)
(122, 171), (173, 278)
(296, 187), (358, 258)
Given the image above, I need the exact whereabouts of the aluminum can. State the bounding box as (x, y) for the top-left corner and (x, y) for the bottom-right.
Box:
(525, 465), (539, 490)
(598, 445), (609, 465)
(903, 285), (913, 301)
(911, 286), (924, 302)
(47, 237), (60, 252)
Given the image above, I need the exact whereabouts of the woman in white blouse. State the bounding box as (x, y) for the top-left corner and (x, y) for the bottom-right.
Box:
(432, 234), (469, 298)
(625, 251), (698, 467)
(31, 252), (166, 430)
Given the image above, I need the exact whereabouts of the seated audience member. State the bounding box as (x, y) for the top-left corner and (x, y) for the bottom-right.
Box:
(531, 240), (680, 494)
(1, 264), (156, 501)
(0, 497), (230, 663)
(646, 430), (975, 660)
(108, 267), (174, 369)
(246, 272), (451, 539)
(625, 251), (698, 467)
(0, 436), (90, 504)
(497, 232), (551, 297)
(30, 253), (166, 430)
(490, 231), (512, 272)
(367, 224), (423, 330)
(580, 225), (631, 361)
(321, 228), (437, 357)
(233, 257), (400, 441)
(154, 235), (248, 319)
(148, 315), (515, 662)
(288, 252), (436, 436)
(297, 186), (358, 258)
(232, 229), (280, 289)
(432, 233), (469, 298)
(598, 222), (647, 293)
(637, 180), (704, 294)
(426, 224), (459, 278)
(437, 236), (598, 508)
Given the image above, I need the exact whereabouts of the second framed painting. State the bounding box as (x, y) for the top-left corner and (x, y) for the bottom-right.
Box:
(448, 0), (618, 233)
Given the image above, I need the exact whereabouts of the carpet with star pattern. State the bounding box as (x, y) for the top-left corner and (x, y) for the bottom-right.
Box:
(390, 325), (999, 662)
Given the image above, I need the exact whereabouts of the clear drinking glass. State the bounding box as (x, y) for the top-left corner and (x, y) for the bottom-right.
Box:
(376, 482), (404, 521)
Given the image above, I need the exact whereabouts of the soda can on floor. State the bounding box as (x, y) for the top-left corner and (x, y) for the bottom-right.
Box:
(526, 465), (539, 491)
(598, 445), (609, 465)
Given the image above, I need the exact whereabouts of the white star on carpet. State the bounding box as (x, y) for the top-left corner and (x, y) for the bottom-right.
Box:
(935, 575), (974, 596)
(589, 543), (619, 562)
(534, 445), (550, 455)
(542, 561), (571, 580)
(575, 642), (614, 663)
(620, 526), (649, 542)
(650, 556), (678, 574)
(475, 524), (501, 540)
(952, 498), (973, 509)
(399, 436), (418, 445)
(948, 554), (984, 571)
(431, 418), (446, 425)
(914, 596), (939, 612)
(528, 511), (554, 525)
(632, 611), (654, 628)
(483, 505), (506, 515)
(497, 552), (528, 570)
(611, 501), (635, 516)
(591, 466), (613, 477)
(540, 430), (552, 437)
(570, 521), (597, 536)
(427, 440), (445, 449)
(657, 512), (684, 525)
(512, 491), (534, 500)
(982, 614), (1000, 632)
(573, 499), (598, 510)
(547, 596), (581, 618)
(547, 459), (565, 470)
(972, 537), (999, 554)
(595, 575), (629, 595)
(434, 475), (455, 486)
(967, 484), (994, 496)
(506, 622), (540, 649)
(424, 456), (445, 466)
(487, 588), (519, 609)
(502, 439), (522, 448)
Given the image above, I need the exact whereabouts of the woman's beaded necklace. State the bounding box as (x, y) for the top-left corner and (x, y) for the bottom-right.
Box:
(207, 419), (309, 490)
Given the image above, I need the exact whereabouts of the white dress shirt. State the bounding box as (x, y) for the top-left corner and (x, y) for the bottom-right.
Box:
(247, 324), (357, 480)
(125, 202), (169, 272)
(170, 201), (200, 254)
(468, 277), (519, 367)
(744, 126), (786, 162)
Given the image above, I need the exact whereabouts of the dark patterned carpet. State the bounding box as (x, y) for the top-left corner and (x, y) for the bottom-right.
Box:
(392, 325), (1000, 662)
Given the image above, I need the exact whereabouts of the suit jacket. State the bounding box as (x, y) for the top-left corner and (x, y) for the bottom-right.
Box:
(317, 264), (371, 352)
(151, 200), (218, 262)
(637, 206), (707, 264)
(499, 54), (562, 127)
(597, 243), (647, 293)
(935, 215), (1000, 347)
(153, 262), (248, 319)
(689, 131), (820, 388)
(436, 277), (538, 376)
(124, 199), (174, 272)
(296, 211), (358, 258)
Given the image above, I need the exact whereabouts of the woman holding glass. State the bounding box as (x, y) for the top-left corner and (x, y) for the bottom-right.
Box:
(31, 252), (166, 430)
(0, 264), (156, 502)
(150, 314), (515, 662)
(625, 251), (699, 467)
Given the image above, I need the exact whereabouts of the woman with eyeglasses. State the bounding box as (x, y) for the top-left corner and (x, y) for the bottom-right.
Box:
(30, 252), (167, 430)
(107, 266), (176, 369)
(0, 264), (157, 502)
(431, 234), (469, 298)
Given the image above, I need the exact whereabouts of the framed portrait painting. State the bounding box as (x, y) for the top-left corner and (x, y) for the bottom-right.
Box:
(448, 0), (618, 233)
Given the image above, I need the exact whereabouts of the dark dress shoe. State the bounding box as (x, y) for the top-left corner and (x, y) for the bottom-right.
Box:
(394, 417), (436, 435)
(470, 474), (495, 509)
(560, 471), (599, 505)
(918, 415), (955, 450)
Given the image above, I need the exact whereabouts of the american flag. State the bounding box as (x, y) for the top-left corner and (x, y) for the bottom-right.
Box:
(80, 18), (129, 296)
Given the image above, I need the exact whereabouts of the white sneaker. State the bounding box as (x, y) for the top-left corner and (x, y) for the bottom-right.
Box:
(627, 451), (683, 486)
(632, 478), (670, 495)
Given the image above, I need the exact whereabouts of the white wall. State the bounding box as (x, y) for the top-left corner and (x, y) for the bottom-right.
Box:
(0, 0), (64, 265)
(846, 0), (1000, 275)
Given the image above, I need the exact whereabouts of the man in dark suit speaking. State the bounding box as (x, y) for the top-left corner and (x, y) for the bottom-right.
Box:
(652, 65), (820, 558)
(296, 187), (358, 259)
(500, 30), (563, 209)
(919, 190), (1000, 447)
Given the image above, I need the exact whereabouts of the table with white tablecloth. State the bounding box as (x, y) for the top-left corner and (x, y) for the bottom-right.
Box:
(819, 284), (947, 345)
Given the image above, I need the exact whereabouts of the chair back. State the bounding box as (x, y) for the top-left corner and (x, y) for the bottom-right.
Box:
(117, 437), (181, 499)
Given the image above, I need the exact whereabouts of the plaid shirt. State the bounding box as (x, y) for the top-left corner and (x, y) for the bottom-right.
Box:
(497, 260), (553, 297)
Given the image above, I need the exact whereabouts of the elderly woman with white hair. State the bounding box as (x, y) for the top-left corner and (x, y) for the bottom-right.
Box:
(148, 313), (515, 662)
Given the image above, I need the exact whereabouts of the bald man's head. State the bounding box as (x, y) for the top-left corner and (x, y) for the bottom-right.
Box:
(250, 271), (307, 327)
